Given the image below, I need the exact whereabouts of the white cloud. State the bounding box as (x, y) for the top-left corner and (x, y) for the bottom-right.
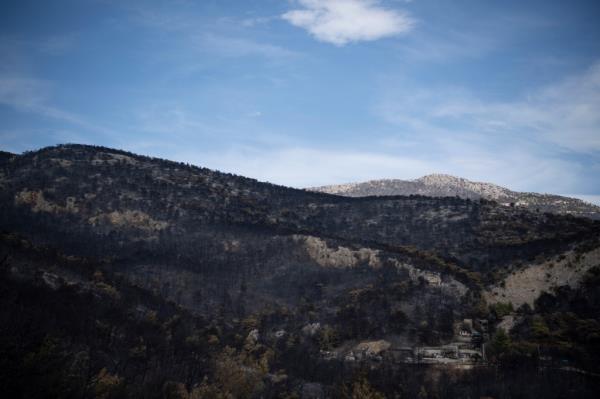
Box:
(282, 0), (414, 46)
(376, 61), (600, 153)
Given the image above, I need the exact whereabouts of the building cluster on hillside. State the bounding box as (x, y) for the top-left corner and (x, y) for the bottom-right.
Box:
(391, 318), (488, 364)
(324, 318), (488, 365)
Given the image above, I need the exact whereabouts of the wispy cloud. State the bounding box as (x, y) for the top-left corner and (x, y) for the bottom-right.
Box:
(174, 146), (430, 188)
(126, 4), (194, 32)
(282, 0), (414, 46)
(0, 77), (114, 136)
(113, 59), (600, 194)
(394, 29), (497, 62)
(123, 4), (301, 70)
(197, 33), (300, 59)
(376, 61), (600, 153)
(0, 34), (76, 58)
(0, 34), (77, 76)
(367, 61), (600, 193)
(37, 34), (77, 56)
(241, 16), (278, 28)
(162, 143), (584, 194)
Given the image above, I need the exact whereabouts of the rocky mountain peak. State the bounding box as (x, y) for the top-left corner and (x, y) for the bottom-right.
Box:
(414, 174), (513, 200)
(311, 175), (600, 219)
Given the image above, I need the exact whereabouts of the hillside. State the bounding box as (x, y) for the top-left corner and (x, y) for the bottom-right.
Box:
(1, 144), (600, 398)
(311, 174), (600, 220)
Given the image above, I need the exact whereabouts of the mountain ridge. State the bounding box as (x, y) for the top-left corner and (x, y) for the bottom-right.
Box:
(1, 144), (600, 397)
(310, 174), (600, 220)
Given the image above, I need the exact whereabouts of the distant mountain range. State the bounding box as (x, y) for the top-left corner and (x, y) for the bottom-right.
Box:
(310, 174), (600, 220)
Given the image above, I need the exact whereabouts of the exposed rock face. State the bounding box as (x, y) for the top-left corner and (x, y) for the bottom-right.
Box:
(88, 210), (168, 232)
(311, 174), (514, 200)
(296, 235), (466, 293)
(15, 190), (70, 213)
(485, 246), (600, 308)
(354, 340), (391, 356)
(416, 174), (513, 200)
(296, 235), (381, 268)
(310, 174), (600, 220)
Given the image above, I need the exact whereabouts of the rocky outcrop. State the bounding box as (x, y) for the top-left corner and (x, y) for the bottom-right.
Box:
(354, 340), (391, 356)
(91, 152), (138, 166)
(344, 340), (392, 362)
(15, 190), (78, 214)
(296, 235), (381, 268)
(88, 210), (168, 232)
(310, 174), (600, 220)
(485, 246), (600, 308)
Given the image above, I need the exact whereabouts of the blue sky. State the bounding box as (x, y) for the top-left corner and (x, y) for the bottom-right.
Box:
(1, 0), (600, 200)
